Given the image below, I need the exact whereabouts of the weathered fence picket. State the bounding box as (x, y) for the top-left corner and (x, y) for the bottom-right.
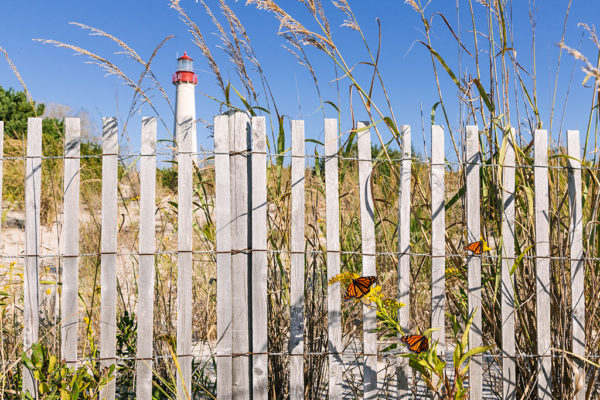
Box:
(229, 112), (251, 399)
(100, 117), (118, 400)
(465, 125), (482, 400)
(290, 120), (306, 399)
(397, 124), (411, 398)
(357, 121), (378, 399)
(430, 125), (445, 352)
(251, 116), (268, 400)
(4, 113), (597, 399)
(567, 129), (585, 400)
(23, 117), (42, 397)
(176, 114), (194, 399)
(61, 118), (80, 364)
(136, 117), (157, 399)
(214, 115), (233, 400)
(535, 129), (552, 400)
(501, 129), (516, 400)
(324, 118), (343, 398)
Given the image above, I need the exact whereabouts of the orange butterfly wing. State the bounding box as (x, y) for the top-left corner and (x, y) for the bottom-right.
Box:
(344, 276), (377, 300)
(464, 241), (483, 255)
(343, 283), (357, 300)
(401, 335), (428, 354)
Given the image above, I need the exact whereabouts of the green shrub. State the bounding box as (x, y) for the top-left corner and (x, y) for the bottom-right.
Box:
(21, 343), (114, 399)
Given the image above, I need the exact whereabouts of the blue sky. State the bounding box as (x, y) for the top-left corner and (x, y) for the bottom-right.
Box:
(1, 0), (599, 161)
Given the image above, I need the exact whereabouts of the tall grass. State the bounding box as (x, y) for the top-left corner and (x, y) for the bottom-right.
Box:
(1, 0), (599, 398)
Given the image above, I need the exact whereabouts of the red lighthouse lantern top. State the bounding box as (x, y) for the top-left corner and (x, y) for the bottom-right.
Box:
(173, 52), (198, 85)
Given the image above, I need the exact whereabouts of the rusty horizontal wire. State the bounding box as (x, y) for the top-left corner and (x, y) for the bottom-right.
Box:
(1, 248), (600, 263)
(0, 351), (597, 366)
(0, 151), (596, 171)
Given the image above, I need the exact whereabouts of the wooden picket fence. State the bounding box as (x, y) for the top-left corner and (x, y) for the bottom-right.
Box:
(1, 112), (588, 399)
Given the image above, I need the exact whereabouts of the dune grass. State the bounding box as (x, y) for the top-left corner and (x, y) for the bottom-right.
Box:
(1, 0), (600, 398)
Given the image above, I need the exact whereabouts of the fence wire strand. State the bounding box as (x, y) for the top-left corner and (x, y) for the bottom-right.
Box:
(0, 150), (597, 171)
(2, 248), (600, 263)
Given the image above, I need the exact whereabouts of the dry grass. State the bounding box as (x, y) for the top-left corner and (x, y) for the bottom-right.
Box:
(2, 0), (600, 398)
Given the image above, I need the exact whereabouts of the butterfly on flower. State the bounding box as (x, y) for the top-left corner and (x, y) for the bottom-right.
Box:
(400, 334), (429, 354)
(343, 276), (377, 300)
(463, 240), (491, 255)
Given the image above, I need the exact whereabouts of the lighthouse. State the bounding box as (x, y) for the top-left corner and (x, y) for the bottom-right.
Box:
(173, 52), (198, 162)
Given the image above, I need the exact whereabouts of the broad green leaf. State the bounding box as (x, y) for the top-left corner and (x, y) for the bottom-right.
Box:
(383, 117), (400, 138)
(305, 139), (324, 146)
(431, 101), (441, 125)
(473, 79), (494, 112)
(446, 185), (465, 211)
(40, 382), (49, 394)
(461, 309), (477, 347)
(324, 101), (339, 112)
(419, 41), (461, 90)
(251, 105), (269, 114)
(225, 82), (231, 106)
(510, 244), (535, 275)
(230, 85), (256, 116)
(49, 354), (57, 373)
(381, 343), (397, 352)
(458, 345), (494, 367)
(22, 354), (35, 371)
(277, 115), (285, 166)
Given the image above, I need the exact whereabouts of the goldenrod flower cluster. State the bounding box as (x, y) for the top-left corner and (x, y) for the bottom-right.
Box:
(327, 271), (359, 286)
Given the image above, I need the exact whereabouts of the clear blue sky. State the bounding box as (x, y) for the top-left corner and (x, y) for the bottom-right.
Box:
(1, 0), (598, 160)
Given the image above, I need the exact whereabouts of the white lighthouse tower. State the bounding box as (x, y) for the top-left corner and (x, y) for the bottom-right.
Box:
(173, 52), (198, 162)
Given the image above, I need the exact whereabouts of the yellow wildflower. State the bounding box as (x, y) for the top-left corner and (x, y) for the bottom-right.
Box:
(445, 266), (460, 276)
(328, 272), (359, 286)
(377, 298), (405, 319)
(45, 288), (51, 295)
(362, 284), (382, 304)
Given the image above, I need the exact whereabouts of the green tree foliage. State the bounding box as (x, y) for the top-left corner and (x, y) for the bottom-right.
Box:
(0, 86), (45, 140)
(0, 86), (101, 219)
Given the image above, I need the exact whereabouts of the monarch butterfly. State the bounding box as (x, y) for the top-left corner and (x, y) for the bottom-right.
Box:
(344, 276), (377, 300)
(400, 335), (429, 354)
(464, 240), (491, 255)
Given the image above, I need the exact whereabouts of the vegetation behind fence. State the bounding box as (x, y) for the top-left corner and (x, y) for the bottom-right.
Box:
(1, 111), (599, 399)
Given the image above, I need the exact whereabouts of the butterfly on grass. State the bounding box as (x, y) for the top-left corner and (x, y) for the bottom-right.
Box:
(343, 276), (377, 300)
(400, 334), (429, 354)
(463, 240), (491, 255)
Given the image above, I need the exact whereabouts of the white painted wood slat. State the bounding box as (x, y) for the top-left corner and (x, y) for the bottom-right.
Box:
(23, 117), (42, 397)
(215, 115), (233, 400)
(136, 117), (157, 399)
(176, 115), (194, 399)
(501, 130), (516, 400)
(324, 119), (343, 398)
(466, 125), (482, 400)
(100, 117), (118, 400)
(251, 116), (268, 399)
(229, 112), (251, 399)
(567, 129), (585, 400)
(290, 120), (305, 399)
(431, 125), (445, 352)
(61, 118), (80, 364)
(357, 121), (378, 399)
(397, 124), (411, 399)
(534, 129), (552, 399)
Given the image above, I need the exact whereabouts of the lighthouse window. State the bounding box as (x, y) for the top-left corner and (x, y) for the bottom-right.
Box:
(177, 59), (193, 72)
